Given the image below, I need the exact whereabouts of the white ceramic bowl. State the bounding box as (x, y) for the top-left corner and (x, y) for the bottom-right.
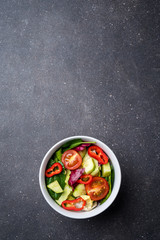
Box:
(39, 136), (121, 219)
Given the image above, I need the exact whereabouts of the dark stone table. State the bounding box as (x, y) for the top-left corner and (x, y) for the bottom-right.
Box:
(1, 0), (160, 239)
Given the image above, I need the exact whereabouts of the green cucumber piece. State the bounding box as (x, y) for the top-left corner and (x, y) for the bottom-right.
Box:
(102, 162), (111, 177)
(82, 152), (95, 174)
(73, 184), (86, 197)
(47, 180), (63, 193)
(46, 172), (66, 200)
(91, 159), (99, 176)
(56, 185), (72, 205)
(78, 148), (87, 158)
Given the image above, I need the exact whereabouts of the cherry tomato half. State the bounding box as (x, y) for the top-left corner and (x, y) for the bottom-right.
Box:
(62, 150), (82, 170)
(85, 177), (109, 201)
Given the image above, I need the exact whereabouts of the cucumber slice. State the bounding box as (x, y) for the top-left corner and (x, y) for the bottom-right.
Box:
(56, 185), (72, 205)
(73, 184), (86, 197)
(82, 152), (95, 174)
(91, 159), (99, 176)
(83, 152), (90, 161)
(78, 148), (87, 158)
(47, 180), (63, 193)
(102, 162), (111, 177)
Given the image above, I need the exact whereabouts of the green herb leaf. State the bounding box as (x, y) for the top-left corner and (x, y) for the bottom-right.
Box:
(61, 139), (82, 148)
(46, 155), (57, 168)
(55, 148), (62, 161)
(111, 164), (114, 186)
(57, 160), (65, 172)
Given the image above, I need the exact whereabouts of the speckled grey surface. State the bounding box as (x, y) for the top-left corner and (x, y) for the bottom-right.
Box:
(0, 0), (160, 239)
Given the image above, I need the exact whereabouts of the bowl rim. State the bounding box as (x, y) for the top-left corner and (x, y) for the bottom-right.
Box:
(39, 135), (121, 219)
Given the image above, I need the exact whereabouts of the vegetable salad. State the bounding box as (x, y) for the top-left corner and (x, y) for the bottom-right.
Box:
(45, 139), (114, 211)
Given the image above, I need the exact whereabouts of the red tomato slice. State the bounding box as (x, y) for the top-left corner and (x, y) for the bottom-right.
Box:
(62, 150), (82, 170)
(85, 177), (109, 201)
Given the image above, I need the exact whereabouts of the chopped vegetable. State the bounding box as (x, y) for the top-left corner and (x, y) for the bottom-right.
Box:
(102, 162), (111, 177)
(88, 145), (108, 164)
(68, 168), (85, 186)
(62, 150), (82, 170)
(80, 195), (95, 211)
(56, 185), (73, 205)
(45, 162), (62, 177)
(62, 197), (86, 211)
(82, 152), (95, 174)
(55, 148), (62, 161)
(47, 180), (63, 193)
(91, 159), (100, 176)
(85, 177), (109, 201)
(73, 184), (86, 197)
(78, 148), (87, 158)
(77, 174), (93, 184)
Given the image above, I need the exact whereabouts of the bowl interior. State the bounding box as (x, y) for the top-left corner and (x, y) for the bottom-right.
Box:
(39, 136), (121, 219)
